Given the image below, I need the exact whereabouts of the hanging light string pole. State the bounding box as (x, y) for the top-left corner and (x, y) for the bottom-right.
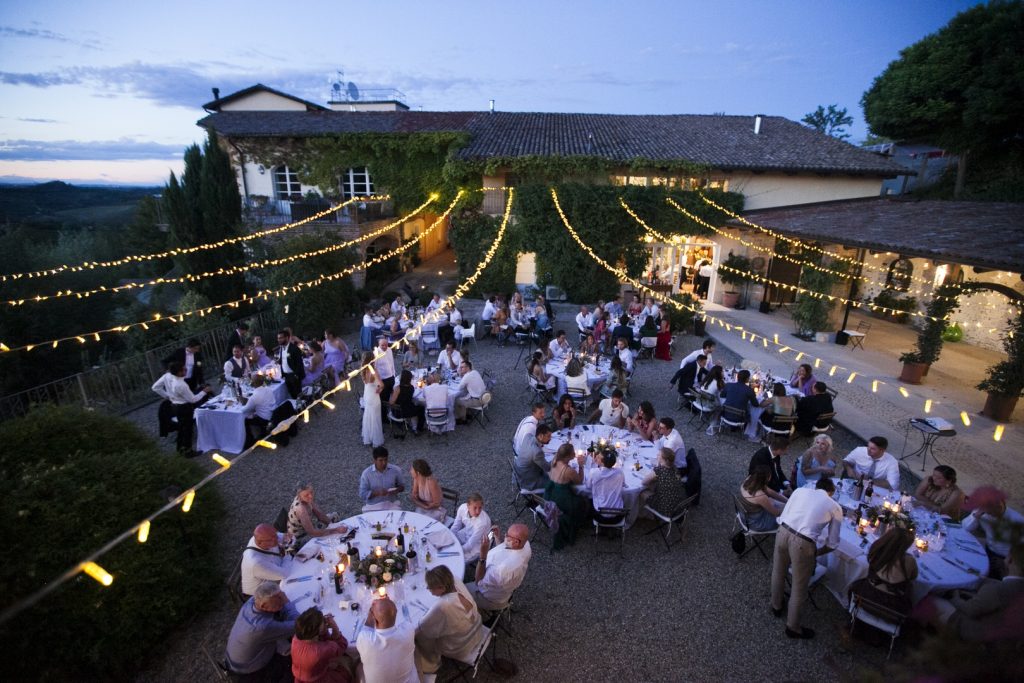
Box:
(0, 187), (514, 627)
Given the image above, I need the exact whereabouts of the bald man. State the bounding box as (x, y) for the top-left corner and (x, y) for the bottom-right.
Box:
(469, 523), (533, 611)
(357, 597), (418, 683)
(240, 523), (294, 597)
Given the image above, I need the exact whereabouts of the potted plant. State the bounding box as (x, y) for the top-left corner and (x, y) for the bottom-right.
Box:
(718, 252), (755, 308)
(978, 312), (1024, 422)
(898, 283), (960, 384)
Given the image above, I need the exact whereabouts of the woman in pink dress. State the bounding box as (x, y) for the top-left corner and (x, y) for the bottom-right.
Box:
(291, 608), (353, 683)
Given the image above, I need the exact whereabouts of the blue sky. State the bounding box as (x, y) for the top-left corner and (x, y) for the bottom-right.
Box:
(0, 0), (980, 185)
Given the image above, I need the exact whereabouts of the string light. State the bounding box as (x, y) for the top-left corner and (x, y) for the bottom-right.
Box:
(960, 411), (971, 427)
(80, 562), (113, 587)
(899, 387), (910, 398)
(0, 195), (388, 283)
(994, 425), (1004, 441)
(211, 453), (231, 469)
(137, 520), (150, 543)
(180, 490), (195, 512)
(256, 439), (278, 450)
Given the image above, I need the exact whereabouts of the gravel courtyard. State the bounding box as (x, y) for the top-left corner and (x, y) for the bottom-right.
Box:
(129, 302), (921, 683)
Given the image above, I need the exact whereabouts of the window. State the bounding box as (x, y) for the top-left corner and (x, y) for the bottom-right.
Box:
(886, 258), (913, 292)
(341, 167), (374, 199)
(272, 165), (301, 199)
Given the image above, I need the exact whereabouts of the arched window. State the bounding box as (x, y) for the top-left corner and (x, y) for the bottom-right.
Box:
(272, 165), (301, 199)
(341, 167), (374, 199)
(886, 258), (913, 292)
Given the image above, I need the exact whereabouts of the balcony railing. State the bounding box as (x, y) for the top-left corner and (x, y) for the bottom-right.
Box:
(243, 197), (395, 226)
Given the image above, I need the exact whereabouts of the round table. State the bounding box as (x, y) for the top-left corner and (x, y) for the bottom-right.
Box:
(544, 356), (610, 397)
(280, 510), (464, 654)
(542, 424), (658, 527)
(411, 368), (459, 432)
(718, 368), (802, 439)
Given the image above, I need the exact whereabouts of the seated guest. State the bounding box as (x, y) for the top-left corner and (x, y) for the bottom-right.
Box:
(843, 436), (900, 491)
(587, 448), (625, 523)
(669, 353), (708, 404)
(626, 401), (658, 442)
(641, 297), (660, 320)
(469, 523), (532, 612)
(590, 389), (630, 428)
(963, 486), (1024, 579)
(604, 355), (629, 396)
(929, 543), (1024, 642)
(790, 363), (816, 396)
(759, 382), (796, 429)
(638, 315), (658, 339)
(225, 581), (298, 680)
(612, 316), (635, 349)
(251, 335), (274, 368)
(796, 434), (838, 487)
(288, 483), (346, 542)
(242, 373), (277, 448)
(453, 360), (487, 423)
(151, 360), (211, 457)
(552, 394), (578, 430)
(527, 350), (557, 396)
(291, 608), (352, 683)
(414, 566), (487, 675)
(301, 341), (325, 388)
(513, 403), (547, 456)
(481, 296), (497, 329)
(545, 444), (587, 550)
(739, 466), (785, 531)
(564, 357), (590, 396)
(390, 295), (406, 317)
(359, 447), (405, 511)
(749, 436), (792, 498)
(606, 294), (624, 319)
(575, 305), (593, 334)
(640, 447), (689, 518)
(356, 597), (419, 683)
(514, 423), (553, 491)
(593, 311), (610, 353)
(450, 493), (492, 563)
(679, 338), (715, 370)
(323, 330), (350, 386)
(697, 365), (725, 416)
(847, 527), (918, 618)
(241, 523), (294, 597)
(421, 372), (448, 416)
(653, 417), (685, 472)
(491, 303), (509, 339)
(579, 332), (598, 356)
(410, 458), (446, 522)
(437, 340), (462, 374)
(401, 339), (421, 370)
(794, 381), (834, 436)
(389, 369), (425, 434)
(534, 301), (551, 334)
(627, 294), (642, 316)
(509, 302), (528, 333)
(548, 330), (571, 361)
(224, 344), (252, 382)
(426, 293), (443, 312)
(914, 465), (966, 519)
(615, 337), (635, 374)
(722, 369), (758, 418)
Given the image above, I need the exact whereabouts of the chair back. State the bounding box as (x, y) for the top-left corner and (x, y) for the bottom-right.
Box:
(720, 405), (748, 427)
(480, 392), (493, 407)
(566, 386), (588, 411)
(812, 411), (836, 431)
(441, 486), (460, 518)
(856, 321), (872, 334)
(684, 448), (702, 502)
(732, 494), (751, 531)
(641, 336), (657, 349)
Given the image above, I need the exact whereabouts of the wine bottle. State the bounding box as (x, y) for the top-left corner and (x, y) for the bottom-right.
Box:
(865, 479), (875, 502)
(396, 529), (405, 553)
(854, 475), (864, 502)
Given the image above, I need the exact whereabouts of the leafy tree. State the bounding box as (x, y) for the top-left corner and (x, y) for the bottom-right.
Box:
(802, 104), (854, 140)
(861, 1), (1024, 196)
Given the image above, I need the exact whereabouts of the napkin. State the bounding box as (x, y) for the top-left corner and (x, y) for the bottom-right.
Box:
(426, 530), (454, 549)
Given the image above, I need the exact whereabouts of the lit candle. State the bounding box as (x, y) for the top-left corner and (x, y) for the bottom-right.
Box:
(915, 538), (929, 552)
(377, 586), (387, 598)
(883, 500), (891, 510)
(892, 503), (900, 514)
(375, 546), (383, 558)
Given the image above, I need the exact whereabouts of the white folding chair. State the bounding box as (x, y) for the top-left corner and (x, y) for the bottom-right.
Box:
(731, 494), (778, 559)
(592, 506), (629, 556)
(638, 336), (658, 362)
(420, 324), (440, 352)
(849, 593), (906, 660)
(459, 323), (477, 351)
(716, 405), (748, 436)
(425, 407), (449, 436)
(444, 626), (495, 681)
(509, 455), (544, 520)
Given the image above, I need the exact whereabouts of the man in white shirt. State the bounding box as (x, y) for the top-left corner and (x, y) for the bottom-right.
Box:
(962, 485), (1024, 578)
(587, 451), (625, 521)
(223, 345), (251, 382)
(469, 523), (532, 611)
(454, 360), (487, 422)
(481, 296), (497, 326)
(575, 306), (593, 334)
(843, 436), (900, 490)
(152, 361), (210, 456)
(450, 493), (492, 563)
(426, 294), (443, 312)
(374, 336), (396, 418)
(590, 389), (629, 428)
(241, 374), (278, 448)
(513, 403), (547, 456)
(240, 523), (293, 597)
(770, 478), (842, 639)
(640, 297), (660, 321)
(616, 337), (635, 374)
(437, 341), (463, 373)
(548, 330), (571, 361)
(509, 303), (527, 332)
(357, 597), (419, 683)
(390, 296), (406, 316)
(421, 372), (449, 410)
(680, 339), (716, 370)
(654, 417), (686, 470)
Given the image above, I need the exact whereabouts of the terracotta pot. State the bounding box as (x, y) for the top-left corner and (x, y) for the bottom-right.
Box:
(981, 392), (1019, 423)
(722, 291), (740, 308)
(922, 364), (930, 377)
(899, 362), (928, 385)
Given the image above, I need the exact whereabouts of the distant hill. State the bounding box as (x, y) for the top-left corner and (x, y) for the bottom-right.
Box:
(0, 181), (161, 226)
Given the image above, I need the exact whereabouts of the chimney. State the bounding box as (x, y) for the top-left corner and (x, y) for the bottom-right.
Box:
(212, 87), (220, 101)
(753, 114), (763, 135)
(489, 99), (495, 114)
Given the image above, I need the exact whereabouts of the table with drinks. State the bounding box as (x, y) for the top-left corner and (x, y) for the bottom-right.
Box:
(722, 365), (803, 439)
(194, 370), (291, 453)
(544, 352), (610, 397)
(411, 367), (460, 432)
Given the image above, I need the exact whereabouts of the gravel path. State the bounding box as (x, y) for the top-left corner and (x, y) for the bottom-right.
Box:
(129, 302), (915, 682)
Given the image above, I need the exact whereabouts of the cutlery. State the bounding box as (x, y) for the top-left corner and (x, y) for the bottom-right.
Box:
(437, 551), (459, 558)
(399, 511), (407, 523)
(402, 603), (410, 621)
(937, 554), (977, 574)
(286, 575), (313, 583)
(424, 521), (437, 530)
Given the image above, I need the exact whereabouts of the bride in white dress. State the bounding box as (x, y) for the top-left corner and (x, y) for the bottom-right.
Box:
(361, 352), (384, 447)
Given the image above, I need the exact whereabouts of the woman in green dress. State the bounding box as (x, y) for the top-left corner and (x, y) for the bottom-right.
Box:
(544, 443), (588, 550)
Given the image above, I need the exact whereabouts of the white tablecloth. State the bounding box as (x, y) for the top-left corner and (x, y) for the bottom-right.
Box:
(543, 425), (658, 527)
(545, 357), (610, 397)
(194, 380), (290, 453)
(717, 380), (802, 439)
(821, 488), (988, 606)
(411, 369), (459, 432)
(280, 510), (464, 655)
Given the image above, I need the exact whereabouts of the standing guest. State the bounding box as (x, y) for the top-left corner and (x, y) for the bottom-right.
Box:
(359, 447), (405, 511)
(437, 340), (463, 374)
(360, 352), (385, 448)
(548, 330), (571, 361)
(794, 381), (834, 436)
(604, 355), (629, 397)
(513, 403), (547, 456)
(564, 357), (590, 397)
(361, 305), (380, 351)
(373, 337), (396, 419)
(410, 458), (446, 522)
(415, 566), (487, 675)
(627, 401), (658, 442)
(790, 363), (816, 396)
(276, 330), (305, 399)
(401, 339), (421, 370)
(843, 436), (900, 491)
(449, 304), (463, 329)
(453, 360), (487, 423)
(450, 493), (492, 563)
(224, 344), (252, 382)
(515, 423), (553, 491)
(770, 478), (842, 639)
(291, 608), (352, 683)
(962, 486), (1024, 579)
(426, 293), (443, 312)
(914, 466), (966, 519)
(545, 443), (588, 550)
(356, 598), (419, 683)
(796, 434), (838, 488)
(655, 317), (673, 361)
(679, 339), (716, 370)
(491, 303), (509, 340)
(322, 330), (350, 386)
(749, 436), (792, 498)
(469, 524), (532, 612)
(163, 338), (205, 392)
(575, 306), (593, 334)
(151, 360), (210, 457)
(669, 354), (708, 403)
(739, 466), (785, 531)
(225, 581), (299, 680)
(593, 311), (610, 353)
(389, 369), (425, 434)
(527, 350), (557, 397)
(552, 394), (578, 430)
(641, 447), (689, 517)
(226, 323), (250, 361)
(287, 483), (345, 542)
(301, 340), (325, 388)
(590, 389), (629, 428)
(615, 337), (634, 374)
(240, 523), (294, 598)
(241, 373), (277, 449)
(653, 417), (685, 472)
(587, 448), (625, 522)
(697, 256), (713, 299)
(847, 528), (919, 618)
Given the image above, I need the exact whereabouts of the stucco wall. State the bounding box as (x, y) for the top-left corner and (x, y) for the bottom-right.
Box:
(726, 173), (884, 210)
(219, 92), (308, 111)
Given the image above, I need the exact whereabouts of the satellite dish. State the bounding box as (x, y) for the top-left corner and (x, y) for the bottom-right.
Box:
(347, 82), (360, 101)
(332, 82), (342, 94)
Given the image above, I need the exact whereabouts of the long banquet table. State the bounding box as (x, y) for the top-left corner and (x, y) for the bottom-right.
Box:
(194, 379), (291, 453)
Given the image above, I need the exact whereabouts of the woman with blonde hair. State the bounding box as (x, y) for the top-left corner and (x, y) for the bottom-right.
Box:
(414, 565), (485, 674)
(795, 433), (837, 487)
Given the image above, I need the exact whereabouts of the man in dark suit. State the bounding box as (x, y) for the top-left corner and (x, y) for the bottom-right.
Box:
(749, 436), (792, 497)
(275, 330), (305, 399)
(670, 354), (708, 404)
(611, 314), (636, 350)
(225, 322), (250, 361)
(795, 381), (834, 436)
(163, 339), (205, 392)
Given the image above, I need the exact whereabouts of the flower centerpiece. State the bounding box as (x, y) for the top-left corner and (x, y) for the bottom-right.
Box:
(354, 549), (409, 588)
(865, 501), (916, 536)
(587, 439), (618, 462)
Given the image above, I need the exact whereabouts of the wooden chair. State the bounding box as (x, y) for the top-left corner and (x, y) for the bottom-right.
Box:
(759, 414), (796, 441)
(716, 405), (749, 436)
(812, 411), (837, 434)
(566, 386), (589, 413)
(441, 486), (460, 524)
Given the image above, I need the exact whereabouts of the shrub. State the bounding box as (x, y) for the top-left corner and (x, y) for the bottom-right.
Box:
(0, 405), (222, 681)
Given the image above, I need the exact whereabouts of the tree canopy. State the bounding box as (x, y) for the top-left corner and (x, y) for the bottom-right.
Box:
(801, 105), (854, 140)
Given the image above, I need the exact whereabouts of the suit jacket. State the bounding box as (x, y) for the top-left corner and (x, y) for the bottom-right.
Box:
(954, 577), (1024, 642)
(796, 393), (834, 432)
(722, 382), (758, 412)
(749, 446), (787, 493)
(611, 325), (634, 343)
(277, 342), (305, 380)
(162, 347), (205, 385)
(670, 361), (707, 395)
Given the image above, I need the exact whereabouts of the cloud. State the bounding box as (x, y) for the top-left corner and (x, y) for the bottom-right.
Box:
(0, 25), (101, 49)
(17, 117), (61, 124)
(0, 138), (184, 161)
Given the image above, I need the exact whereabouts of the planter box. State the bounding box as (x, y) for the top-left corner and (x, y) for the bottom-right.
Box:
(722, 291), (740, 308)
(899, 362), (929, 385)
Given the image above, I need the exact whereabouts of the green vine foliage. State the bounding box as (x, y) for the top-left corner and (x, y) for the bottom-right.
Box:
(899, 282), (961, 364)
(791, 251), (848, 335)
(449, 210), (520, 297)
(978, 311), (1024, 397)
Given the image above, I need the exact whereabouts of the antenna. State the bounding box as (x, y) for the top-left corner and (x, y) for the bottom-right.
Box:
(347, 82), (360, 101)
